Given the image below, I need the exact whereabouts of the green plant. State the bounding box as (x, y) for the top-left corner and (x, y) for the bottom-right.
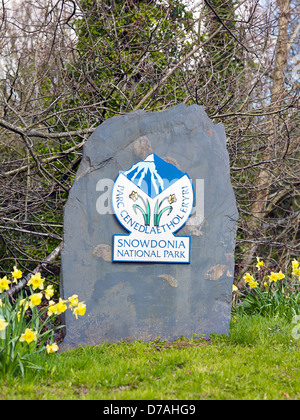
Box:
(0, 292), (52, 376)
(233, 258), (300, 322)
(0, 267), (86, 377)
(130, 191), (151, 226)
(154, 194), (175, 226)
(1, 315), (300, 400)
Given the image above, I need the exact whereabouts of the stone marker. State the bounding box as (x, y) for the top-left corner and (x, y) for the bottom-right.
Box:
(60, 103), (238, 349)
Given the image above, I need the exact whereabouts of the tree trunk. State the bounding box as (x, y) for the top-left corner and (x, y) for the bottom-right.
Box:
(238, 0), (291, 282)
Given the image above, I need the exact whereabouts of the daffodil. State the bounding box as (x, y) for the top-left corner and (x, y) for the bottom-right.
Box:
(20, 298), (30, 311)
(243, 273), (254, 283)
(292, 259), (299, 270)
(0, 318), (9, 332)
(73, 302), (86, 319)
(46, 343), (59, 354)
(129, 191), (138, 202)
(249, 280), (258, 289)
(292, 259), (300, 278)
(29, 292), (43, 308)
(268, 271), (285, 282)
(232, 284), (238, 292)
(268, 272), (279, 283)
(168, 194), (176, 204)
(0, 276), (11, 293)
(0, 316), (8, 339)
(54, 298), (68, 315)
(277, 271), (285, 280)
(47, 300), (57, 316)
(45, 285), (54, 300)
(256, 257), (264, 271)
(47, 299), (67, 316)
(11, 266), (22, 283)
(68, 294), (79, 307)
(28, 272), (45, 291)
(19, 328), (38, 344)
(292, 268), (300, 278)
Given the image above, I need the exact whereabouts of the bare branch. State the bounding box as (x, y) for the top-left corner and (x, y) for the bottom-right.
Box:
(1, 241), (63, 298)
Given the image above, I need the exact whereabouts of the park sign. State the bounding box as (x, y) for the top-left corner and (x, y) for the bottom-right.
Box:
(60, 104), (238, 349)
(112, 154), (194, 263)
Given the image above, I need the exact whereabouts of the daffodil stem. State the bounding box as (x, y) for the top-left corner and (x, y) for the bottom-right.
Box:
(133, 197), (151, 226)
(154, 198), (173, 226)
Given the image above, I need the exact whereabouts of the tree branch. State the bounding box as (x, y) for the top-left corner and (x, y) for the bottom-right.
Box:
(133, 23), (223, 111)
(203, 0), (252, 55)
(0, 225), (62, 240)
(2, 139), (86, 177)
(1, 241), (63, 299)
(0, 117), (95, 139)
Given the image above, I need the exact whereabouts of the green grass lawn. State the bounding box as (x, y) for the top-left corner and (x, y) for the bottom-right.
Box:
(1, 315), (300, 400)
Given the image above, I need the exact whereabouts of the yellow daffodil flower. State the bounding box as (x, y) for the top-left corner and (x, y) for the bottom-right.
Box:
(0, 276), (11, 293)
(19, 328), (38, 344)
(268, 271), (285, 282)
(292, 259), (300, 278)
(168, 194), (176, 204)
(255, 257), (264, 271)
(68, 294), (79, 307)
(11, 266), (22, 284)
(232, 284), (238, 292)
(0, 318), (9, 332)
(20, 298), (30, 311)
(243, 273), (254, 283)
(268, 272), (279, 282)
(73, 302), (86, 319)
(28, 272), (45, 291)
(47, 300), (57, 316)
(292, 268), (300, 278)
(11, 266), (22, 283)
(129, 191), (138, 202)
(249, 280), (258, 289)
(46, 343), (59, 354)
(0, 315), (8, 339)
(56, 298), (68, 314)
(45, 285), (54, 300)
(29, 292), (43, 308)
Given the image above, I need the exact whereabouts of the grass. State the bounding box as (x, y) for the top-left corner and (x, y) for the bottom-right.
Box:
(1, 314), (300, 400)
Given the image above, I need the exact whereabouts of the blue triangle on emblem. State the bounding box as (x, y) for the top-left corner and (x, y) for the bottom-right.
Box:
(122, 154), (185, 198)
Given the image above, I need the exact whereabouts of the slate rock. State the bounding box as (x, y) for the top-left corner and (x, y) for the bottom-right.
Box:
(60, 103), (238, 349)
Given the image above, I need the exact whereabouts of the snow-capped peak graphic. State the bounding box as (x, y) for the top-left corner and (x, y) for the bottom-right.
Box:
(123, 154), (185, 198)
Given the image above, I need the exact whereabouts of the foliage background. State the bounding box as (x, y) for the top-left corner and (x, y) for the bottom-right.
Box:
(0, 0), (299, 286)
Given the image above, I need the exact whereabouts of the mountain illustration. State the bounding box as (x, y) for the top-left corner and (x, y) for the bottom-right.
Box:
(123, 154), (185, 198)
